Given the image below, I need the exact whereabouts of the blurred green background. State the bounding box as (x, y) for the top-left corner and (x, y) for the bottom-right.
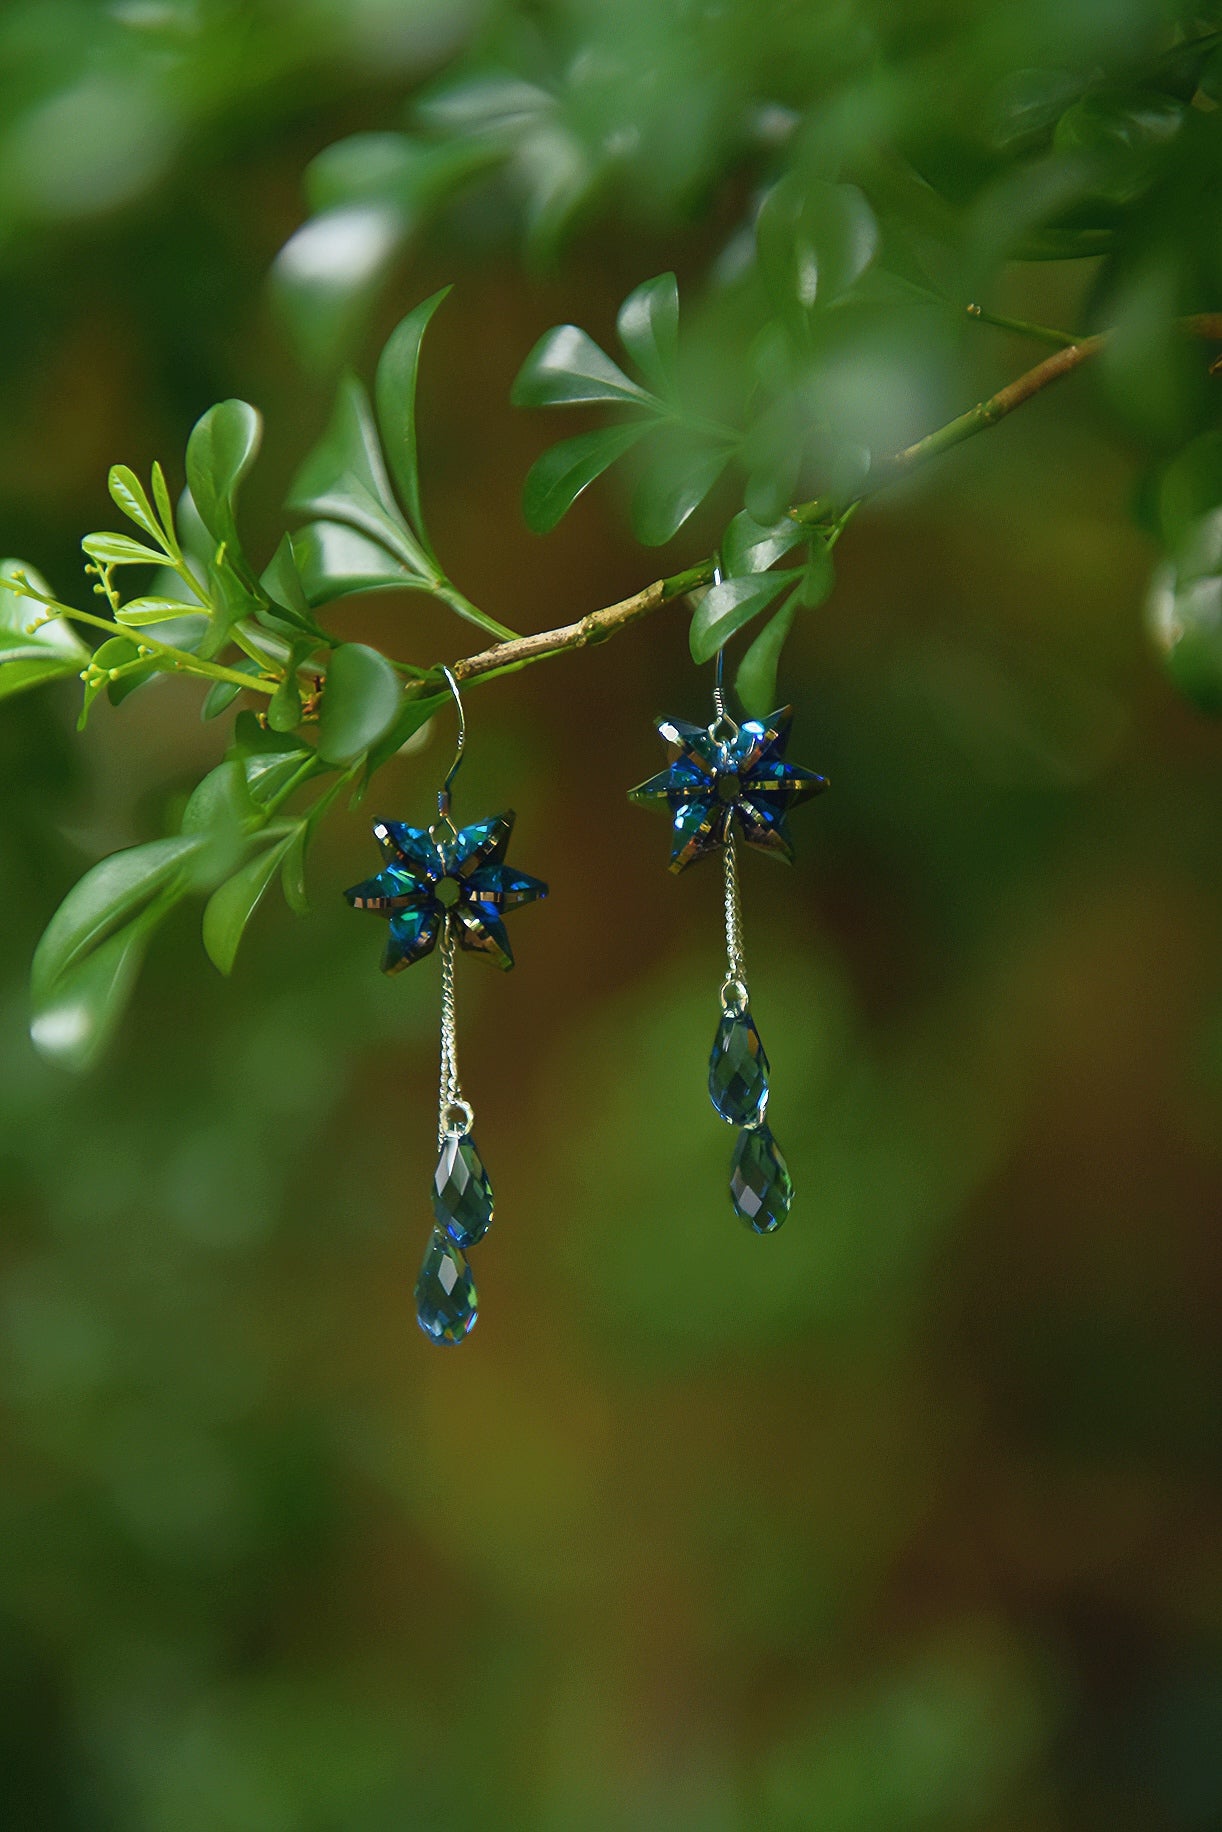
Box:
(2, 2), (1221, 1826)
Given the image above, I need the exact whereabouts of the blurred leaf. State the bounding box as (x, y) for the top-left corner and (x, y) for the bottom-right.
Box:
(616, 273), (679, 393)
(796, 535), (836, 607)
(185, 400), (262, 573)
(31, 836), (203, 1004)
(523, 424), (651, 533)
(374, 288), (451, 558)
(756, 176), (879, 316)
(108, 465), (167, 550)
(1157, 433), (1222, 547)
(0, 560), (87, 699)
(30, 895), (175, 1073)
(1147, 507), (1222, 713)
(512, 326), (661, 409)
(689, 569), (802, 663)
(280, 824), (311, 916)
(1053, 90), (1185, 211)
(631, 436), (730, 547)
(735, 592), (799, 715)
(203, 836), (294, 975)
(722, 510), (806, 576)
(317, 642), (402, 764)
(274, 203), (410, 373)
(287, 376), (433, 578)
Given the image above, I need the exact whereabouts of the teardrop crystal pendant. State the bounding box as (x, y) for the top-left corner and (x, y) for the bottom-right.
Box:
(415, 1226), (478, 1343)
(433, 1133), (494, 1248)
(729, 1124), (793, 1234)
(709, 1006), (770, 1126)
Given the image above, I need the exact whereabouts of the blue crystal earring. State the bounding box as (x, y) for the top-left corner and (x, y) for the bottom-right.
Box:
(629, 638), (827, 1231)
(344, 669), (547, 1343)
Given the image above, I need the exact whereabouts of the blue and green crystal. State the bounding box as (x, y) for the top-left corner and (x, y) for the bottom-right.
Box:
(433, 1133), (494, 1248)
(415, 1226), (478, 1343)
(729, 1124), (793, 1234)
(709, 1006), (770, 1126)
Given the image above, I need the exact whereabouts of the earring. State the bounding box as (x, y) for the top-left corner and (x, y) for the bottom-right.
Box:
(629, 643), (827, 1231)
(345, 669), (548, 1343)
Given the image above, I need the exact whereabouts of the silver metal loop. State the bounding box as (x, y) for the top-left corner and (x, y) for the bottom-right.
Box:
(440, 1099), (474, 1139)
(720, 977), (749, 1013)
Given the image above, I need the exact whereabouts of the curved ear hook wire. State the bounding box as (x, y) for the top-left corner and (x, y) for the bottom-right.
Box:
(436, 665), (466, 832)
(709, 556), (739, 744)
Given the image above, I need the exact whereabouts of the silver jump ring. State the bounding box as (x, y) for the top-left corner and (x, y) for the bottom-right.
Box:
(441, 1098), (474, 1138)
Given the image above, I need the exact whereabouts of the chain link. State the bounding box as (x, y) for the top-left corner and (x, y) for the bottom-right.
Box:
(721, 827), (748, 1010)
(437, 914), (473, 1144)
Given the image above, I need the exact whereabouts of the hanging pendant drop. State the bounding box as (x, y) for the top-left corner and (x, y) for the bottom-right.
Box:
(708, 1005), (770, 1126)
(415, 1226), (478, 1343)
(433, 1132), (494, 1248)
(729, 1124), (793, 1234)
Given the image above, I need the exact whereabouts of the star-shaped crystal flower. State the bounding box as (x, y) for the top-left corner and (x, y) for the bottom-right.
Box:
(629, 706), (827, 871)
(345, 813), (547, 972)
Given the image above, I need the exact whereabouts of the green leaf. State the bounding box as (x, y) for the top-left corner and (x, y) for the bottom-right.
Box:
(317, 642), (403, 764)
(522, 424), (651, 534)
(688, 570), (802, 664)
(374, 287), (451, 556)
(81, 532), (166, 567)
(1148, 507), (1222, 714)
(722, 511), (807, 577)
(631, 437), (729, 547)
(289, 521), (416, 605)
(114, 596), (199, 627)
(185, 399), (262, 571)
(31, 834), (204, 1004)
(756, 176), (879, 315)
(272, 202), (410, 374)
(30, 897), (174, 1073)
(202, 657), (263, 721)
(363, 688), (448, 778)
(795, 536), (836, 608)
(616, 273), (679, 393)
(512, 326), (661, 409)
(150, 463), (176, 545)
(267, 669), (303, 733)
(202, 836), (294, 975)
(1053, 91), (1185, 211)
(1156, 434), (1222, 549)
(260, 535), (321, 634)
(180, 760), (261, 885)
(0, 561), (88, 700)
(280, 824), (311, 916)
(735, 594), (799, 717)
(288, 375), (433, 578)
(108, 466), (167, 549)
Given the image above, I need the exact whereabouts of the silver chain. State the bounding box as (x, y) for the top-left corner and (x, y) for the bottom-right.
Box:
(437, 914), (473, 1144)
(721, 826), (748, 1011)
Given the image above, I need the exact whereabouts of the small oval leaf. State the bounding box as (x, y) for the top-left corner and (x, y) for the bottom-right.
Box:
(512, 326), (660, 410)
(616, 273), (679, 392)
(31, 835), (204, 1002)
(185, 400), (263, 566)
(689, 570), (802, 665)
(735, 596), (799, 717)
(522, 424), (651, 534)
(317, 642), (403, 764)
(203, 838), (293, 975)
(375, 287), (451, 551)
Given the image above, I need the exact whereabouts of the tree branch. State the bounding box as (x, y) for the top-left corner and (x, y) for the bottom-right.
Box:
(440, 313), (1222, 691)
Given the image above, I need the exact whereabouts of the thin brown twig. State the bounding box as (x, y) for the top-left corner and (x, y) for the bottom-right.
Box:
(443, 312), (1222, 688)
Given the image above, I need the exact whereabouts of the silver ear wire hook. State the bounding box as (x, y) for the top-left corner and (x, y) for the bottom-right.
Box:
(436, 665), (466, 834)
(709, 557), (740, 746)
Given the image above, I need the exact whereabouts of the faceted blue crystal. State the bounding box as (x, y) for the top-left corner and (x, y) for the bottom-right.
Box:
(415, 1226), (477, 1343)
(709, 1006), (770, 1126)
(432, 1134), (494, 1248)
(729, 1124), (793, 1233)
